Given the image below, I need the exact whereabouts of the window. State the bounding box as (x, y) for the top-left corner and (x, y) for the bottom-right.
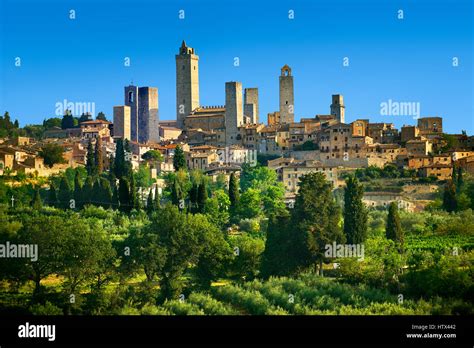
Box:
(128, 91), (134, 103)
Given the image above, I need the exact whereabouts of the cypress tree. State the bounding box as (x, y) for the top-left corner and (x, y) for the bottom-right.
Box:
(129, 173), (138, 210)
(31, 188), (43, 210)
(189, 183), (199, 213)
(228, 173), (240, 208)
(118, 177), (130, 212)
(94, 137), (103, 174)
(114, 139), (125, 179)
(48, 184), (58, 207)
(112, 184), (119, 209)
(442, 180), (457, 212)
(386, 202), (404, 252)
(154, 186), (161, 210)
(290, 172), (345, 276)
(99, 177), (113, 208)
(83, 176), (95, 206)
(93, 179), (102, 207)
(73, 171), (83, 209)
(171, 178), (182, 206)
(457, 166), (464, 192)
(147, 189), (154, 213)
(343, 176), (368, 244)
(197, 183), (208, 213)
(86, 140), (95, 176)
(58, 176), (72, 209)
(173, 145), (186, 171)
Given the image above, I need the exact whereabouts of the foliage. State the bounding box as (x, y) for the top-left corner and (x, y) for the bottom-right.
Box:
(39, 143), (66, 168)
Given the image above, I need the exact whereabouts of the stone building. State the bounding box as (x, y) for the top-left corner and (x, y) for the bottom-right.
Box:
(244, 88), (259, 124)
(124, 85), (160, 143)
(137, 87), (159, 144)
(113, 105), (131, 140)
(418, 117), (442, 136)
(330, 95), (345, 123)
(279, 65), (294, 124)
(225, 82), (244, 146)
(176, 41), (200, 128)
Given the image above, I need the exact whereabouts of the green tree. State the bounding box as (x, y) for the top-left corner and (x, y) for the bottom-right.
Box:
(61, 110), (75, 129)
(290, 172), (345, 276)
(118, 178), (131, 212)
(86, 140), (96, 176)
(194, 219), (232, 289)
(228, 172), (240, 215)
(386, 202), (404, 252)
(197, 183), (208, 213)
(42, 117), (62, 130)
(73, 171), (83, 209)
(173, 145), (186, 171)
(58, 176), (72, 209)
(94, 137), (103, 174)
(343, 175), (368, 244)
(129, 173), (139, 210)
(146, 189), (154, 213)
(99, 178), (113, 208)
(261, 211), (292, 277)
(82, 176), (95, 206)
(228, 234), (265, 281)
(113, 139), (131, 179)
(48, 184), (58, 207)
(39, 143), (66, 168)
(237, 189), (261, 219)
(96, 112), (107, 121)
(142, 150), (164, 163)
(203, 189), (230, 229)
(150, 204), (203, 299)
(31, 188), (42, 210)
(442, 180), (457, 212)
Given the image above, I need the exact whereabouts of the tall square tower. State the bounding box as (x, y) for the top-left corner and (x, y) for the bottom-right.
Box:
(279, 65), (294, 124)
(138, 87), (160, 143)
(225, 81), (243, 146)
(176, 40), (200, 129)
(244, 88), (259, 124)
(113, 105), (131, 140)
(124, 85), (139, 142)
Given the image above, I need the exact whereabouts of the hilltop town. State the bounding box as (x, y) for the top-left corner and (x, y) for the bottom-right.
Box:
(1, 41), (473, 210)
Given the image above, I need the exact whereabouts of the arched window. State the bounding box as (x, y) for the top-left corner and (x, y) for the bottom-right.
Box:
(128, 91), (134, 103)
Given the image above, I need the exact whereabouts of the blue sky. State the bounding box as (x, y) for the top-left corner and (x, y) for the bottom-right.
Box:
(0, 0), (472, 133)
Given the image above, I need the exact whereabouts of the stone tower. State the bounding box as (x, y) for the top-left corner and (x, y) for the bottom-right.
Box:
(225, 81), (243, 146)
(279, 65), (294, 124)
(244, 88), (259, 124)
(176, 40), (200, 129)
(113, 105), (131, 140)
(138, 87), (160, 143)
(124, 85), (139, 142)
(330, 94), (345, 123)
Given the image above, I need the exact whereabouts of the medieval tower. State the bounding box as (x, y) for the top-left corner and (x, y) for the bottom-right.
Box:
(176, 40), (200, 129)
(137, 87), (160, 143)
(124, 85), (139, 142)
(244, 88), (259, 124)
(279, 65), (294, 124)
(225, 81), (243, 145)
(330, 94), (345, 123)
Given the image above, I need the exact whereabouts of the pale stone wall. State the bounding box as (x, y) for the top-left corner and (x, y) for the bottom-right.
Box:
(244, 88), (259, 123)
(225, 82), (243, 146)
(113, 106), (131, 140)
